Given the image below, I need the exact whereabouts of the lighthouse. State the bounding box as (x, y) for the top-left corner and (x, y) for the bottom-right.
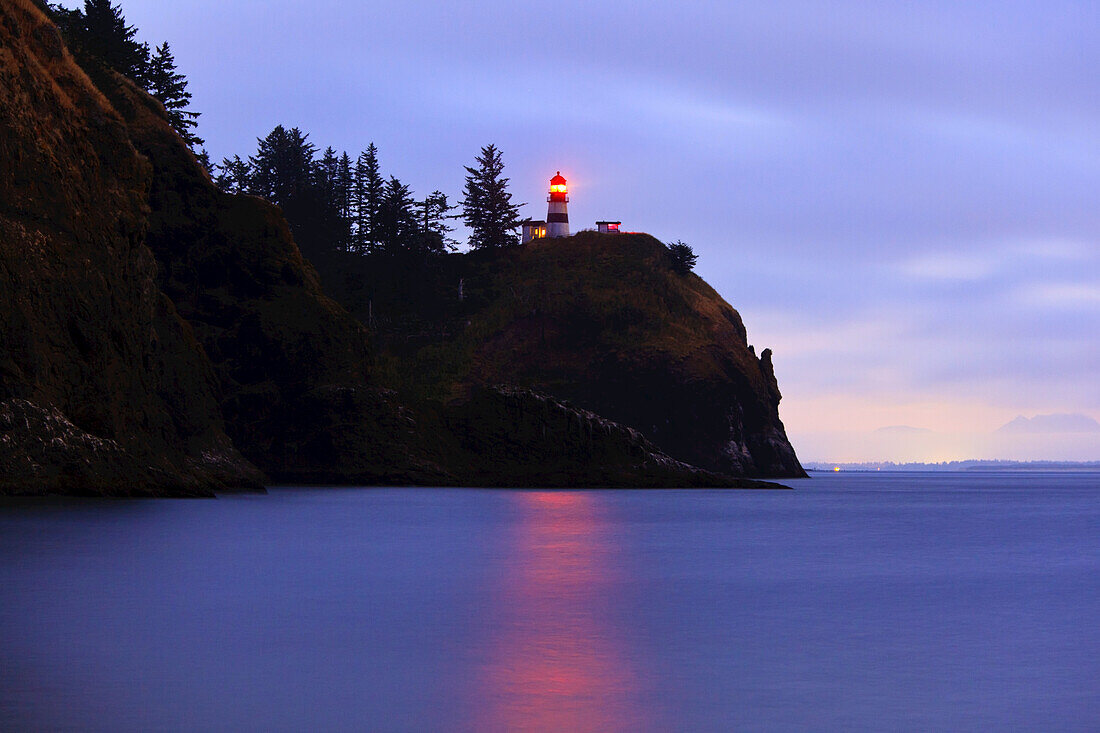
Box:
(546, 172), (570, 238)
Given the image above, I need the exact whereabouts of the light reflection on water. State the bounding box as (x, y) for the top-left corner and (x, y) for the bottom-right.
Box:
(477, 492), (641, 731)
(0, 473), (1097, 731)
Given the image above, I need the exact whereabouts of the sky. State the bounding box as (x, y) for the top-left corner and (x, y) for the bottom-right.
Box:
(89, 0), (1100, 461)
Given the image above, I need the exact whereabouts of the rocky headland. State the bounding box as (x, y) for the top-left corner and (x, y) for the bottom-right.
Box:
(0, 0), (802, 494)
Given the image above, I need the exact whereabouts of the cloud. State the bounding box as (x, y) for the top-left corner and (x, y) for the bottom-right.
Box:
(897, 252), (999, 281)
(118, 0), (1100, 462)
(1018, 282), (1100, 308)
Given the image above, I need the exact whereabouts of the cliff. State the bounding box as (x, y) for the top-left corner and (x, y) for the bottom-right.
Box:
(0, 0), (799, 493)
(84, 66), (443, 485)
(445, 386), (781, 488)
(369, 234), (805, 478)
(0, 0), (260, 495)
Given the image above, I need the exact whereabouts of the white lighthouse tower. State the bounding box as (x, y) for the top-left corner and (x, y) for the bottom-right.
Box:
(546, 172), (570, 238)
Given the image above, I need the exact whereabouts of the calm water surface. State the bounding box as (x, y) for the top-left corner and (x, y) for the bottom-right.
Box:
(1, 472), (1097, 731)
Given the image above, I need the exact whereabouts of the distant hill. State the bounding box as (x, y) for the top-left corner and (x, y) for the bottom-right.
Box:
(874, 425), (934, 435)
(805, 460), (1100, 472)
(996, 414), (1100, 434)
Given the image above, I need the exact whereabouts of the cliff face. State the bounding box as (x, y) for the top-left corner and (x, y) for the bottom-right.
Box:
(1, 0), (800, 492)
(446, 386), (782, 488)
(0, 0), (260, 495)
(83, 66), (450, 485)
(397, 233), (805, 478)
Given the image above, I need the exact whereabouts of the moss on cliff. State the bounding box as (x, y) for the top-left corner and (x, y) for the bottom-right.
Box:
(2, 0), (800, 491)
(0, 0), (261, 495)
(339, 233), (805, 478)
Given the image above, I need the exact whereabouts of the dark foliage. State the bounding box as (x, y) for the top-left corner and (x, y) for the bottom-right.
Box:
(212, 131), (484, 295)
(47, 1), (204, 155)
(353, 143), (383, 253)
(376, 177), (417, 254)
(414, 191), (459, 255)
(215, 154), (252, 193)
(462, 144), (522, 249)
(667, 240), (698, 274)
(73, 0), (149, 83)
(146, 42), (202, 149)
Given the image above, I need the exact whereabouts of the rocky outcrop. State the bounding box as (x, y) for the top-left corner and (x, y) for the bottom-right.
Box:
(446, 387), (782, 488)
(0, 0), (261, 496)
(425, 233), (806, 478)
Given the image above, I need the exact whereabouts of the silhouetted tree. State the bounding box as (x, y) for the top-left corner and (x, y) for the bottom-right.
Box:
(45, 4), (85, 43)
(353, 143), (384, 253)
(249, 125), (316, 204)
(146, 41), (203, 149)
(247, 126), (342, 263)
(76, 0), (150, 83)
(414, 191), (458, 255)
(319, 147), (339, 190)
(667, 240), (698, 274)
(336, 153), (354, 222)
(376, 177), (417, 254)
(462, 144), (522, 249)
(215, 155), (252, 193)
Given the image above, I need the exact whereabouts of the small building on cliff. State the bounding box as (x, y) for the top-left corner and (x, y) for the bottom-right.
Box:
(521, 219), (547, 244)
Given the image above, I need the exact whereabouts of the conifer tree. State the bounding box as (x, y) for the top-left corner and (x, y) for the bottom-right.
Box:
(319, 146), (339, 196)
(354, 143), (384, 253)
(667, 240), (699, 274)
(78, 0), (150, 83)
(334, 152), (354, 252)
(376, 177), (417, 254)
(146, 42), (203, 149)
(462, 144), (522, 249)
(336, 152), (354, 223)
(215, 155), (253, 193)
(414, 191), (458, 255)
(249, 126), (317, 205)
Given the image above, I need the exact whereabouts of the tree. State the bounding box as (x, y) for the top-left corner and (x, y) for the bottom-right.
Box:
(249, 125), (317, 205)
(77, 0), (150, 83)
(353, 144), (383, 253)
(146, 41), (203, 149)
(195, 148), (212, 174)
(462, 144), (522, 249)
(246, 125), (344, 264)
(336, 152), (354, 223)
(376, 177), (417, 254)
(414, 191), (458, 255)
(215, 155), (252, 193)
(667, 240), (698, 274)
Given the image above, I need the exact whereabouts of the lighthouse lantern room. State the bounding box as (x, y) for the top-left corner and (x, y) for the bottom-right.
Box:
(546, 172), (570, 238)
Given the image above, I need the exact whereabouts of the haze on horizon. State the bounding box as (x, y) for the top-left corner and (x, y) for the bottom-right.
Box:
(90, 0), (1100, 462)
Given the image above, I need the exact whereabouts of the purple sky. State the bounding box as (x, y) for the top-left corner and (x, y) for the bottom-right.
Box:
(91, 0), (1100, 461)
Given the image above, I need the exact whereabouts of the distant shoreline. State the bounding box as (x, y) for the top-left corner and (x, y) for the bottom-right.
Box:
(805, 460), (1100, 473)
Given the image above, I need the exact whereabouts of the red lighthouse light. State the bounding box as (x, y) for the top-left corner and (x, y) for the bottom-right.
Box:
(549, 172), (567, 194)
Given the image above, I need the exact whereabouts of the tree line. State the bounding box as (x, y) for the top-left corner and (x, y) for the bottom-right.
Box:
(44, 0), (206, 162)
(215, 135), (525, 263)
(35, 1), (699, 275)
(37, 1), (527, 263)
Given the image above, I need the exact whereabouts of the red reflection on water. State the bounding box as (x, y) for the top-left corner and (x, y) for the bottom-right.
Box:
(475, 491), (642, 731)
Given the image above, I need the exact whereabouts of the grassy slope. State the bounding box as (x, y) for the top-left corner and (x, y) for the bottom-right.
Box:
(333, 232), (803, 477)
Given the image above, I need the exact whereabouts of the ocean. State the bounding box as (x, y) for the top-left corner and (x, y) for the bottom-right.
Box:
(1, 472), (1097, 731)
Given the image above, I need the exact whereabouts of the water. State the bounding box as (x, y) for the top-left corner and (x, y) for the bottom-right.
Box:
(1, 472), (1097, 731)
